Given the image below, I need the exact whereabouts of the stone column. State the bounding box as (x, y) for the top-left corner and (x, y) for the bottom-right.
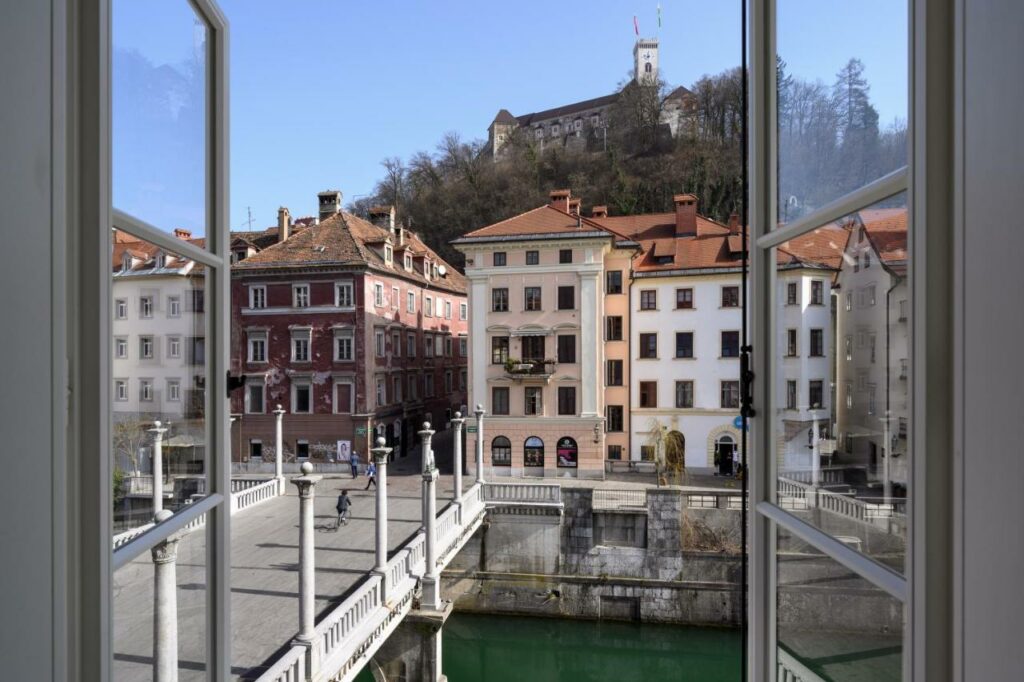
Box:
(473, 405), (486, 485)
(419, 422), (442, 611)
(371, 437), (392, 594)
(151, 509), (184, 682)
(450, 412), (464, 509)
(273, 404), (286, 494)
(811, 410), (821, 488)
(149, 421), (168, 513)
(291, 462), (322, 656)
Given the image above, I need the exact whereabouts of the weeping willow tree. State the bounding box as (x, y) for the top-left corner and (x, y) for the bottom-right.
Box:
(645, 418), (687, 487)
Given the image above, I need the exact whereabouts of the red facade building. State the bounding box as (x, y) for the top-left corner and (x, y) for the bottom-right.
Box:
(229, 191), (468, 464)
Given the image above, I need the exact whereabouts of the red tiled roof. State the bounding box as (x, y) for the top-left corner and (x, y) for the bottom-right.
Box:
(111, 237), (206, 273)
(858, 208), (908, 265)
(456, 205), (621, 242)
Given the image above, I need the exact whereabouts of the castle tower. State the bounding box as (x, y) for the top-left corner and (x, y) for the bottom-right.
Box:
(633, 38), (659, 84)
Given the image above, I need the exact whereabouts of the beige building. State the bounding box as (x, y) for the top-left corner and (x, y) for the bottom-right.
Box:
(453, 191), (639, 479)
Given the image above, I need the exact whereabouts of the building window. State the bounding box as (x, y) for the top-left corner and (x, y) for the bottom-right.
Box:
(435, 335), (444, 357)
(189, 289), (205, 313)
(557, 334), (576, 363)
(139, 379), (153, 402)
(525, 387), (543, 416)
(407, 333), (417, 357)
(559, 249), (572, 264)
(407, 374), (418, 401)
(248, 334), (267, 363)
(869, 333), (877, 363)
(640, 445), (656, 462)
(721, 286), (740, 308)
(492, 387), (510, 415)
(675, 332), (694, 359)
(247, 382), (265, 413)
(606, 316), (623, 341)
(786, 329), (798, 357)
(293, 284), (310, 308)
(250, 286), (266, 309)
(460, 369), (467, 390)
(405, 253), (413, 271)
(606, 405), (624, 432)
(846, 292), (853, 311)
(557, 387), (576, 415)
(810, 280), (824, 305)
(445, 300), (452, 319)
(639, 381), (657, 408)
(607, 444), (623, 460)
(424, 374), (435, 397)
(115, 299), (128, 319)
(639, 333), (658, 359)
(334, 382), (353, 414)
(606, 270), (623, 294)
(524, 286), (542, 311)
(384, 245), (393, 264)
(168, 295), (180, 317)
(864, 252), (872, 269)
(114, 337), (128, 359)
(460, 302), (467, 320)
(167, 379), (181, 402)
(786, 380), (797, 410)
(425, 295), (433, 317)
(393, 376), (403, 403)
(721, 381), (740, 409)
(424, 334), (433, 357)
(491, 437), (512, 466)
(335, 331), (354, 361)
(845, 381), (853, 409)
(375, 330), (385, 357)
(787, 282), (798, 305)
(640, 290), (657, 310)
(333, 281), (353, 307)
(139, 335), (154, 359)
(373, 283), (384, 307)
(444, 336), (453, 357)
(407, 291), (416, 313)
(166, 335), (180, 359)
(295, 440), (309, 459)
(526, 250), (539, 265)
(375, 378), (386, 407)
(523, 436), (545, 467)
(606, 359), (624, 386)
(721, 331), (740, 358)
(492, 288), (509, 312)
(867, 384), (877, 415)
(140, 296), (153, 318)
(675, 381), (694, 408)
(292, 331), (311, 362)
(459, 338), (467, 356)
(114, 379), (128, 401)
(293, 383), (312, 413)
(809, 380), (824, 409)
(249, 440), (263, 459)
(522, 336), (545, 362)
(676, 288), (694, 309)
(845, 336), (853, 361)
(557, 286), (574, 310)
(810, 329), (824, 357)
(493, 251), (507, 266)
(392, 330), (402, 357)
(867, 284), (877, 306)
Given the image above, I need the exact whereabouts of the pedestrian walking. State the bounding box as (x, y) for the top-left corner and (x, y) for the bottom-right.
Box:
(350, 452), (359, 479)
(364, 461), (377, 490)
(334, 490), (352, 530)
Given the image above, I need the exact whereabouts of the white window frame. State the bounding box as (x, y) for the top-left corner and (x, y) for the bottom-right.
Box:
(114, 336), (127, 359)
(374, 282), (384, 307)
(393, 376), (402, 402)
(245, 380), (265, 414)
(444, 300), (452, 319)
(115, 298), (128, 319)
(407, 332), (417, 357)
(247, 333), (267, 363)
(140, 295), (153, 318)
(167, 295), (181, 318)
(249, 285), (266, 309)
(168, 335), (182, 359)
(139, 378), (153, 402)
(392, 286), (400, 309)
(335, 281), (354, 307)
(375, 329), (385, 357)
(425, 295), (433, 317)
(292, 381), (313, 414)
(114, 379), (128, 402)
(460, 302), (467, 320)
(139, 335), (153, 359)
(407, 291), (415, 313)
(293, 283), (310, 308)
(291, 329), (311, 363)
(334, 329), (354, 362)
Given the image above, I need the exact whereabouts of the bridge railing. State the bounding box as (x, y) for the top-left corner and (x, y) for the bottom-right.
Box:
(592, 488), (647, 510)
(258, 644), (307, 682)
(777, 647), (826, 681)
(777, 476), (907, 531)
(482, 482), (562, 506)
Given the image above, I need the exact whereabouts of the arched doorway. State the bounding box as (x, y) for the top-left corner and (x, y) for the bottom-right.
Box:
(715, 434), (736, 476)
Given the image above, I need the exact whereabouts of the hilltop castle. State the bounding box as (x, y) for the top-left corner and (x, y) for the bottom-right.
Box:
(486, 38), (692, 156)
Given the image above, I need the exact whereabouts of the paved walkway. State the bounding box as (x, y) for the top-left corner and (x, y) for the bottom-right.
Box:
(113, 451), (461, 681)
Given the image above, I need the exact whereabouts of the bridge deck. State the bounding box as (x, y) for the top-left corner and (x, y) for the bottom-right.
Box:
(113, 454), (459, 681)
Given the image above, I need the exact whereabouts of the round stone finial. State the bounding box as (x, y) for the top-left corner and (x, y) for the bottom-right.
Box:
(276, 404), (282, 410)
(153, 420), (162, 428)
(422, 421), (432, 431)
(476, 403), (483, 411)
(300, 461), (314, 475)
(454, 411), (462, 419)
(376, 436), (387, 448)
(154, 509), (173, 524)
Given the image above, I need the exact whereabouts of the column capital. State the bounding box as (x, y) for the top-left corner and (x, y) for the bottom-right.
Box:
(273, 404), (286, 416)
(150, 509), (184, 564)
(473, 404), (486, 418)
(291, 461), (322, 498)
(422, 468), (439, 484)
(450, 412), (465, 428)
(148, 420), (168, 437)
(371, 436), (392, 465)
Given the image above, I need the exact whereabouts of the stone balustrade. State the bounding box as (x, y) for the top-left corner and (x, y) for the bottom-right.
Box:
(482, 482), (562, 506)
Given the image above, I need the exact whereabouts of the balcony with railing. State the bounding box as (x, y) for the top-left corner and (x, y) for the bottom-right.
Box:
(502, 358), (556, 381)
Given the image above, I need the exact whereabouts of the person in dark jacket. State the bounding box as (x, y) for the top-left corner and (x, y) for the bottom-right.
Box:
(334, 490), (352, 530)
(350, 453), (359, 479)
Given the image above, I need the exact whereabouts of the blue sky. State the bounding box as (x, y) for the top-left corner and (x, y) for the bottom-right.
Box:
(112, 0), (907, 236)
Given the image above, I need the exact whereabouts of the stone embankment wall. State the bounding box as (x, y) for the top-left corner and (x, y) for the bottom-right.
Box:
(443, 487), (903, 634)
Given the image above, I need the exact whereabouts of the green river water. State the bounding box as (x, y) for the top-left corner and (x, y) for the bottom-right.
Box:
(356, 613), (742, 682)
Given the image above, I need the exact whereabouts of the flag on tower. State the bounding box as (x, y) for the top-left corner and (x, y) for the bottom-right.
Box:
(634, 15), (639, 36)
(658, 3), (663, 28)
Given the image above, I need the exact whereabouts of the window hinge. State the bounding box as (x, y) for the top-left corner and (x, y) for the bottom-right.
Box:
(740, 345), (756, 418)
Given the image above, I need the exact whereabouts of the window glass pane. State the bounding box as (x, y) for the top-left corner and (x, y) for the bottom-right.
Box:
(776, 0), (908, 225)
(113, 0), (208, 238)
(777, 526), (903, 681)
(113, 235), (209, 531)
(773, 192), (909, 573)
(114, 526), (207, 679)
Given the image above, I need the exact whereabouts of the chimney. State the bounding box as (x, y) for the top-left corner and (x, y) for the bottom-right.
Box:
(277, 206), (291, 242)
(549, 189), (571, 213)
(728, 212), (740, 233)
(317, 190), (343, 222)
(568, 198), (582, 217)
(368, 205), (396, 231)
(173, 228), (192, 240)
(590, 205), (608, 219)
(673, 193), (698, 237)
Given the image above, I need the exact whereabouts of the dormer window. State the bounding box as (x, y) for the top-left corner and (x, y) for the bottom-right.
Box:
(423, 260), (430, 278)
(404, 253), (413, 271)
(551, 124), (560, 136)
(384, 245), (393, 264)
(121, 254), (132, 271)
(154, 253), (165, 268)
